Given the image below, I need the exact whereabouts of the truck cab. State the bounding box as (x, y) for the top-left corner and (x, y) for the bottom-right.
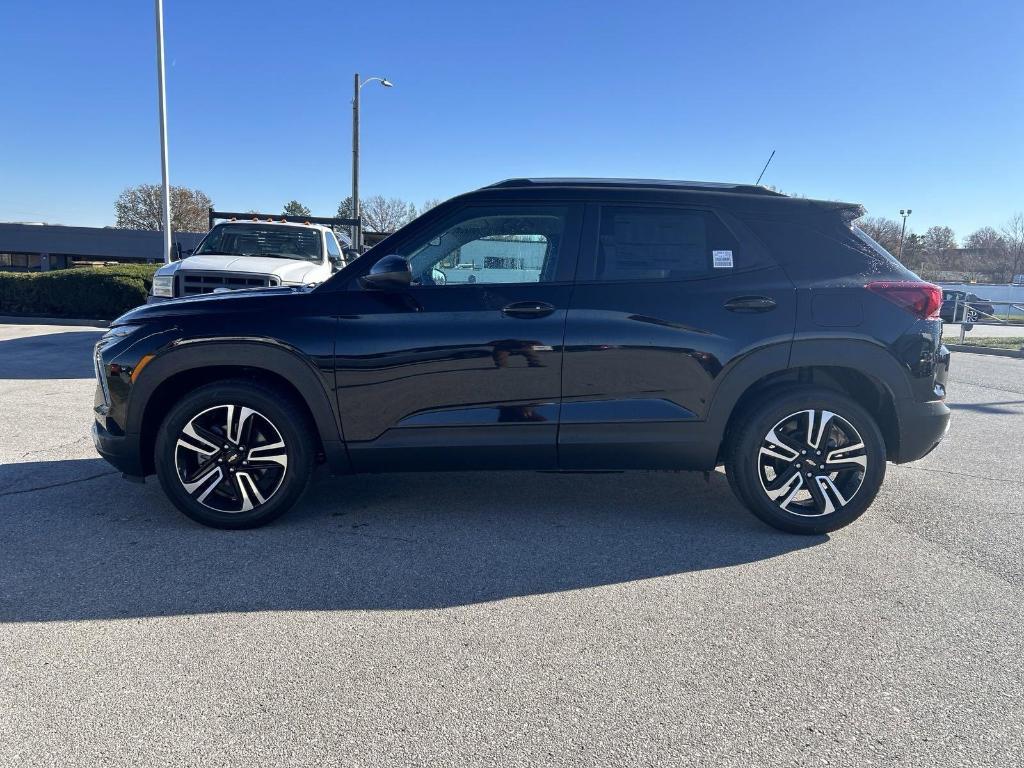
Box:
(149, 218), (352, 302)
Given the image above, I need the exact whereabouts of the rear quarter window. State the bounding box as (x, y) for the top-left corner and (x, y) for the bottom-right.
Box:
(740, 215), (916, 282)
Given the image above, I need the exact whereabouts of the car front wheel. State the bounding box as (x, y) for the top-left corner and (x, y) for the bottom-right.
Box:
(155, 380), (314, 529)
(725, 387), (887, 534)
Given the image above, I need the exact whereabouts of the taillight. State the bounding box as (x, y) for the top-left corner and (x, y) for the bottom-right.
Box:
(866, 280), (942, 319)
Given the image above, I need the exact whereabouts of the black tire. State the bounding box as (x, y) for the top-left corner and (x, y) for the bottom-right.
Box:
(725, 386), (886, 534)
(154, 379), (315, 529)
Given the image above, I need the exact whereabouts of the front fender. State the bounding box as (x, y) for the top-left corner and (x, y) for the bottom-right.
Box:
(126, 337), (348, 473)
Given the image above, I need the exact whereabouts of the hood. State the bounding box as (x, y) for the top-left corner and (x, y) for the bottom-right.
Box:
(158, 253), (323, 284)
(113, 284), (313, 326)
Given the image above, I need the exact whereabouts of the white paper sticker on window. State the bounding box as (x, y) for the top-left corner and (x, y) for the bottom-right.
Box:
(713, 250), (734, 268)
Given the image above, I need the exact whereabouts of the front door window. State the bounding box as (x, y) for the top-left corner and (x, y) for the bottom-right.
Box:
(399, 207), (570, 286)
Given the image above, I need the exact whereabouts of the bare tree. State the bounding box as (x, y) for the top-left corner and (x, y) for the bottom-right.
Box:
(419, 198), (444, 215)
(115, 184), (212, 232)
(921, 225), (957, 272)
(360, 195), (417, 233)
(282, 200), (311, 217)
(856, 216), (904, 258)
(1003, 213), (1024, 284)
(962, 226), (1008, 278)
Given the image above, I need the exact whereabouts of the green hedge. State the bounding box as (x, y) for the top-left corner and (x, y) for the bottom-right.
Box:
(0, 264), (159, 320)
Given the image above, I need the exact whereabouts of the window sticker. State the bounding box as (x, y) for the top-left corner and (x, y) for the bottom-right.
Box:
(713, 250), (734, 268)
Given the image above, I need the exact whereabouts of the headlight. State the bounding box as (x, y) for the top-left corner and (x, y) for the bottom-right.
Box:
(152, 275), (174, 297)
(102, 324), (145, 340)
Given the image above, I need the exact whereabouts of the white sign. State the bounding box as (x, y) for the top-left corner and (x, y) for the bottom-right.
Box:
(713, 250), (734, 268)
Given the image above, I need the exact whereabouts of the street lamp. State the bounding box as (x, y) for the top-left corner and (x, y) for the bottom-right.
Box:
(155, 0), (172, 264)
(352, 74), (393, 250)
(898, 208), (912, 261)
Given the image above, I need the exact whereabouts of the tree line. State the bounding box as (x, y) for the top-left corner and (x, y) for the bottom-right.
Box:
(857, 213), (1024, 283)
(114, 184), (438, 235)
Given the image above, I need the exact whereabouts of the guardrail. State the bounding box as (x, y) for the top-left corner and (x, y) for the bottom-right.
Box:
(952, 297), (1024, 343)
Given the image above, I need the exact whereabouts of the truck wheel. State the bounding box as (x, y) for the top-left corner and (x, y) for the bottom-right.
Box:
(725, 387), (886, 534)
(155, 380), (314, 529)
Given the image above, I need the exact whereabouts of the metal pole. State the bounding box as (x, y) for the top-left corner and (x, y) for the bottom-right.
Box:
(352, 72), (360, 251)
(155, 0), (172, 264)
(898, 210), (909, 261)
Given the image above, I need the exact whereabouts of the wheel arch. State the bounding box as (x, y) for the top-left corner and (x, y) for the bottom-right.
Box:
(709, 339), (910, 462)
(128, 340), (347, 476)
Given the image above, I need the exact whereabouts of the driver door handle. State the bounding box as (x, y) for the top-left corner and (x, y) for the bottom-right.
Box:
(502, 301), (556, 319)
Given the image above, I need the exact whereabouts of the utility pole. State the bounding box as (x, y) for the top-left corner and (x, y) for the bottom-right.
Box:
(351, 74), (393, 251)
(155, 0), (172, 263)
(898, 208), (912, 261)
(352, 73), (360, 251)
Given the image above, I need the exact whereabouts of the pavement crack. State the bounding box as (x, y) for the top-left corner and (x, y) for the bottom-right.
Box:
(0, 470), (117, 498)
(18, 436), (91, 459)
(898, 464), (1024, 487)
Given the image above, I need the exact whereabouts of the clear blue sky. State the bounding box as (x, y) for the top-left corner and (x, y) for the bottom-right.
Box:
(2, 0), (1021, 239)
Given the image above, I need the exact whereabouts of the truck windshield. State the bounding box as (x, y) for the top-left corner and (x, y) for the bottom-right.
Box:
(195, 224), (322, 262)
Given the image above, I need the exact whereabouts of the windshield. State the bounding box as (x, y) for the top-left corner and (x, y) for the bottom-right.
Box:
(194, 223), (323, 262)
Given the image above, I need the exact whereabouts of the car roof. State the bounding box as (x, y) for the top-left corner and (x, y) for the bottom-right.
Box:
(484, 177), (786, 197)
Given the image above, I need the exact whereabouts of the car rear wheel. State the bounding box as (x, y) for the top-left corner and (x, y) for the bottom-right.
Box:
(155, 380), (314, 529)
(725, 387), (886, 534)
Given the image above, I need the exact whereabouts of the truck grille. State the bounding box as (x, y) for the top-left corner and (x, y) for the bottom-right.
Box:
(176, 271), (277, 296)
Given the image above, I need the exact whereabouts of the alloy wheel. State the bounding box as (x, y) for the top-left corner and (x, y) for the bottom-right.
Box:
(756, 409), (867, 517)
(174, 404), (289, 513)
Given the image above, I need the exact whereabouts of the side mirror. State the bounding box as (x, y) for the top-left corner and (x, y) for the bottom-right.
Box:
(329, 254), (343, 272)
(360, 254), (411, 289)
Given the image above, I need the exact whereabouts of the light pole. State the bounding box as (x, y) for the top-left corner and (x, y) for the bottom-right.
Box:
(352, 74), (393, 250)
(155, 0), (172, 263)
(898, 208), (912, 261)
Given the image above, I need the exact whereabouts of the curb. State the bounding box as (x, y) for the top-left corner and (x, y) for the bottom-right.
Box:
(946, 344), (1023, 359)
(0, 315), (109, 328)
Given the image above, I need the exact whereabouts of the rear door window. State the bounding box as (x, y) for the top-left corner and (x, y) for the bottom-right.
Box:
(587, 206), (744, 282)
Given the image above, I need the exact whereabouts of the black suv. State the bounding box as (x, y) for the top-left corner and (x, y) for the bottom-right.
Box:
(93, 178), (950, 534)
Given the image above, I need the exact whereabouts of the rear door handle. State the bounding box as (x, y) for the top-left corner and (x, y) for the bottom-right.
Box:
(724, 295), (777, 313)
(501, 301), (556, 319)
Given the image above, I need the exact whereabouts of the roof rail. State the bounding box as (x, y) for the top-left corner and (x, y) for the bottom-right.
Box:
(484, 178), (785, 196)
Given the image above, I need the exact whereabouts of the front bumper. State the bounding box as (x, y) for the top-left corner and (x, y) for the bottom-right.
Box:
(893, 398), (951, 463)
(93, 420), (144, 477)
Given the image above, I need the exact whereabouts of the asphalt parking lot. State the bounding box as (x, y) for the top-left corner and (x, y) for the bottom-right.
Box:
(1, 322), (1021, 767)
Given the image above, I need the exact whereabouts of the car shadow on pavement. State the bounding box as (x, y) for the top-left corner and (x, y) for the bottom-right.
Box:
(0, 330), (103, 379)
(0, 458), (825, 622)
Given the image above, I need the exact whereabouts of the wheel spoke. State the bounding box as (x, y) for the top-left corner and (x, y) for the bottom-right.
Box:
(225, 406), (258, 446)
(177, 422), (219, 457)
(806, 410), (836, 451)
(764, 469), (804, 509)
(805, 473), (834, 515)
(825, 442), (867, 472)
(233, 471), (266, 513)
(246, 441), (288, 469)
(181, 465), (224, 504)
(761, 427), (802, 462)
